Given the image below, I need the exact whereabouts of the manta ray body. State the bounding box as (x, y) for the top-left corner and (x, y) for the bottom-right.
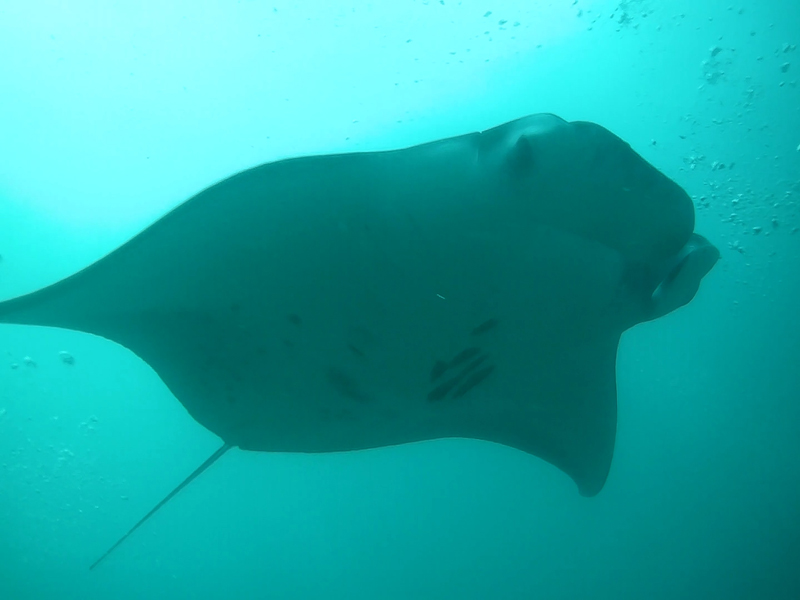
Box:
(0, 114), (719, 566)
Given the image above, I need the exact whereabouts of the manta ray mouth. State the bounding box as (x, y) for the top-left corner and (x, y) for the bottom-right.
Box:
(650, 233), (720, 320)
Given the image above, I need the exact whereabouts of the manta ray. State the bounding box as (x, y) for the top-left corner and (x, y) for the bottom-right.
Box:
(0, 113), (719, 568)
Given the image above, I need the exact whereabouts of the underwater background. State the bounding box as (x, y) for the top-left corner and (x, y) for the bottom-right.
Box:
(1, 0), (798, 598)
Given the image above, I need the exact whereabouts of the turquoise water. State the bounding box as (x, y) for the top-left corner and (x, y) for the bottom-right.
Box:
(1, 1), (799, 598)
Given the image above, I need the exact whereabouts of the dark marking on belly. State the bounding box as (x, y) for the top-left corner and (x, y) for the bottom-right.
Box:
(287, 314), (302, 326)
(471, 318), (499, 336)
(461, 354), (488, 375)
(348, 344), (365, 358)
(452, 365), (496, 399)
(449, 347), (481, 368)
(427, 348), (495, 402)
(429, 347), (483, 383)
(428, 371), (468, 402)
(430, 360), (449, 382)
(326, 367), (371, 403)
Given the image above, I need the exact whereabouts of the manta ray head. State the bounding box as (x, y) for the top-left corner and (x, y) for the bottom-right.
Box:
(491, 113), (695, 266)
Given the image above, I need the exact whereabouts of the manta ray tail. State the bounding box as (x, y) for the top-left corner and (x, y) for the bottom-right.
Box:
(89, 442), (232, 570)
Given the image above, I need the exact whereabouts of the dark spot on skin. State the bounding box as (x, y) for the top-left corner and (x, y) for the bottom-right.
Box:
(449, 347), (482, 368)
(430, 349), (487, 385)
(427, 353), (492, 402)
(287, 314), (302, 326)
(226, 393), (237, 405)
(427, 372), (467, 402)
(256, 345), (268, 355)
(282, 339), (294, 348)
(452, 365), (496, 399)
(326, 367), (370, 403)
(471, 318), (499, 336)
(430, 359), (449, 382)
(348, 344), (365, 358)
(461, 354), (488, 375)
(230, 303), (241, 314)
